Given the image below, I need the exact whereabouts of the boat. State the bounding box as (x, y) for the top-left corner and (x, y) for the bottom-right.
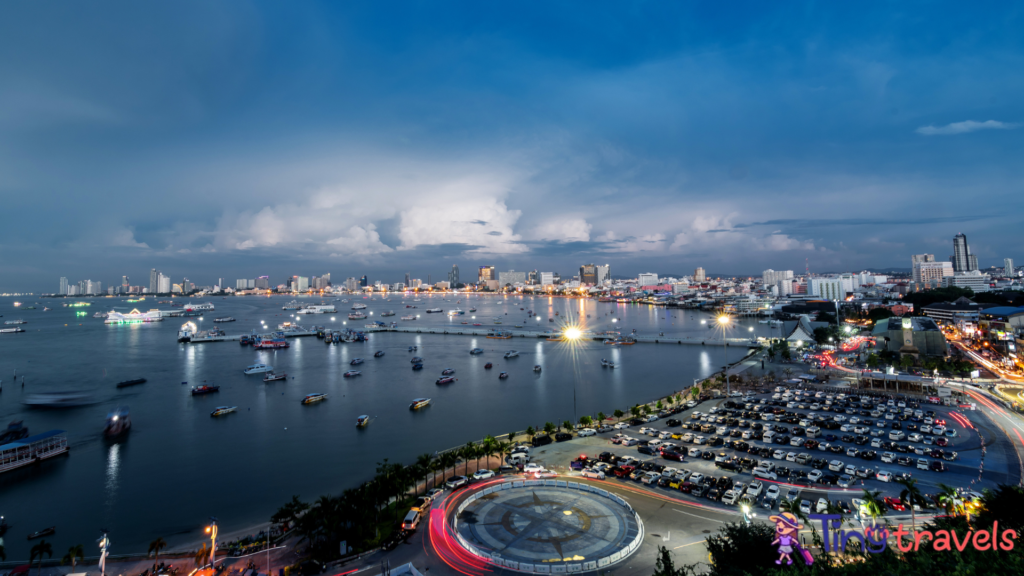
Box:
(104, 406), (131, 437)
(412, 363), (423, 370)
(244, 363), (273, 374)
(514, 325), (523, 328)
(302, 393), (328, 405)
(364, 321), (385, 329)
(1, 431), (68, 475)
(253, 337), (289, 349)
(22, 392), (94, 408)
(183, 302), (215, 312)
(27, 527), (56, 540)
(116, 378), (147, 388)
(374, 350), (385, 357)
(411, 356), (423, 363)
(351, 303), (367, 310)
(5, 319), (27, 325)
(214, 317), (236, 322)
(408, 345), (418, 351)
(436, 376), (456, 385)
(190, 384), (220, 395)
(401, 315), (416, 320)
(601, 359), (615, 368)
(93, 312), (108, 318)
(297, 305), (336, 314)
(263, 372), (287, 382)
(499, 372), (509, 379)
(351, 358), (364, 365)
(282, 301), (302, 310)
(0, 327), (25, 334)
(43, 307), (51, 311)
(469, 308), (477, 312)
(425, 308), (443, 313)
(348, 312), (367, 320)
(484, 362), (493, 369)
(0, 421), (29, 444)
(473, 323), (482, 326)
(461, 321), (469, 324)
(381, 311), (396, 317)
(447, 309), (464, 316)
(357, 415), (370, 427)
(441, 368), (455, 375)
(344, 370), (362, 377)
(211, 406), (237, 417)
(240, 335), (251, 345)
(410, 398), (431, 410)
(533, 365), (542, 372)
(504, 350), (519, 359)
(178, 321), (197, 342)
(470, 348), (484, 355)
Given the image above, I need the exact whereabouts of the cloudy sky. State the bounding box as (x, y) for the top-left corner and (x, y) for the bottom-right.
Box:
(2, 1), (1022, 291)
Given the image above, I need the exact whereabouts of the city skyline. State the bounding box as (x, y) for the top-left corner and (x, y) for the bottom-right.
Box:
(2, 2), (1023, 291)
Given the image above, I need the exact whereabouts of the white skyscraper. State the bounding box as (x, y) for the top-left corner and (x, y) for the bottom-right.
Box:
(762, 269), (794, 286)
(59, 277), (69, 295)
(1005, 258), (1015, 277)
(158, 273), (171, 293)
(809, 278), (844, 300)
(539, 272), (555, 286)
(638, 272), (659, 286)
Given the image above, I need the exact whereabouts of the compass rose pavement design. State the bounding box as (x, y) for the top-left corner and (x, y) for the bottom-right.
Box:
(455, 487), (641, 564)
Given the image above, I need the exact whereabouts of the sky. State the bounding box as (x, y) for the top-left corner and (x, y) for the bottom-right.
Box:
(1, 1), (1022, 291)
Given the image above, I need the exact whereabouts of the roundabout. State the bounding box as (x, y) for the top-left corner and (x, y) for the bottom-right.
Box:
(439, 479), (643, 573)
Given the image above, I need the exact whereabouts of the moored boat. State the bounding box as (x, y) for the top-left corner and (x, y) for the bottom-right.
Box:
(27, 526), (56, 540)
(410, 398), (431, 410)
(214, 317), (236, 322)
(470, 348), (484, 354)
(601, 359), (615, 368)
(533, 365), (542, 372)
(503, 350), (519, 359)
(425, 308), (443, 313)
(401, 315), (416, 320)
(412, 363), (423, 370)
(243, 363), (273, 374)
(302, 393), (327, 405)
(441, 368), (455, 375)
(190, 384), (220, 395)
(263, 372), (287, 382)
(351, 358), (364, 365)
(499, 372), (509, 379)
(411, 356), (423, 363)
(210, 406), (237, 417)
(484, 362), (493, 369)
(435, 376), (456, 385)
(356, 415), (370, 427)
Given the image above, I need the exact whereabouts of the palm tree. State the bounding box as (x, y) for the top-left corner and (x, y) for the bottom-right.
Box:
(860, 489), (887, 528)
(148, 537), (167, 571)
(193, 542), (210, 568)
(415, 453), (434, 493)
(461, 443), (477, 476)
(30, 539), (52, 576)
(937, 483), (961, 516)
(897, 476), (926, 532)
(61, 544), (84, 570)
(495, 440), (511, 467)
(439, 451), (458, 483)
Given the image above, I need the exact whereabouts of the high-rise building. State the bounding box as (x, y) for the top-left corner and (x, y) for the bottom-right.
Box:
(149, 269), (159, 293)
(913, 261), (953, 286)
(694, 267), (706, 283)
(345, 277), (358, 291)
(405, 272), (411, 286)
(59, 277), (68, 295)
(1004, 258), (1015, 277)
(294, 276), (309, 292)
(595, 264), (610, 285)
(911, 254), (935, 265)
(255, 276), (270, 289)
(951, 233), (978, 272)
(540, 272), (555, 286)
(528, 270), (539, 285)
(360, 275), (368, 287)
(158, 273), (171, 293)
(121, 276), (130, 292)
(637, 272), (659, 286)
(478, 266), (496, 283)
(762, 269), (794, 286)
(580, 264), (598, 285)
(448, 265), (460, 287)
(809, 277), (844, 300)
(498, 270), (526, 286)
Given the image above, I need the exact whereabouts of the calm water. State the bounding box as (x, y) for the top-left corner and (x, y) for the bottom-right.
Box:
(0, 294), (779, 559)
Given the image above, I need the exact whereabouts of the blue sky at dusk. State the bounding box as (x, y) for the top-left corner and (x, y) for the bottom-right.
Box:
(1, 1), (1022, 290)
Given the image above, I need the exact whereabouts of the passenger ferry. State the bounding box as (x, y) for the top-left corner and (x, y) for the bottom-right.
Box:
(183, 302), (215, 312)
(409, 398), (431, 410)
(178, 321), (197, 342)
(302, 393), (328, 405)
(244, 363), (273, 374)
(356, 415), (370, 427)
(297, 305), (336, 314)
(0, 430), (69, 474)
(282, 301), (302, 310)
(210, 406), (237, 417)
(105, 309), (164, 324)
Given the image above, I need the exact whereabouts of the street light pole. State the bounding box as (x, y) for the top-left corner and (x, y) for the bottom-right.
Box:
(206, 518), (219, 571)
(98, 531), (110, 576)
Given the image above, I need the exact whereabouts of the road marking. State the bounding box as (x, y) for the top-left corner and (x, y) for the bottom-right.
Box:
(672, 540), (706, 549)
(673, 509), (727, 523)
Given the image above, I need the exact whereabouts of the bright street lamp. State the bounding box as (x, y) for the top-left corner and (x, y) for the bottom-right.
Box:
(564, 327), (582, 340)
(204, 518), (219, 569)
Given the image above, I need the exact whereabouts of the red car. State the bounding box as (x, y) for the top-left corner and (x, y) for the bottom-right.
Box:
(611, 465), (635, 478)
(884, 497), (907, 511)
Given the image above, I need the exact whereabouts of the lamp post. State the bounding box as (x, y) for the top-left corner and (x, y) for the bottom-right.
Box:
(717, 315), (731, 396)
(205, 518), (218, 570)
(98, 530), (110, 576)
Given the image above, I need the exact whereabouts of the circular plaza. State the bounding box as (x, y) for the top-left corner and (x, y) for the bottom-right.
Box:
(450, 479), (643, 573)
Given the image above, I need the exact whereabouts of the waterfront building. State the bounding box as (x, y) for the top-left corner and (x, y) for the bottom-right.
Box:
(694, 267), (706, 283)
(236, 279), (255, 289)
(951, 233), (979, 272)
(637, 272), (659, 286)
(149, 268), (159, 293)
(498, 270), (526, 287)
(360, 275), (368, 287)
(59, 276), (68, 295)
(595, 264), (610, 285)
(255, 276), (270, 289)
(448, 265), (460, 287)
(913, 261), (953, 288)
(580, 264), (598, 285)
(405, 272), (411, 286)
(1005, 258), (1016, 277)
(809, 277), (844, 300)
(762, 269), (793, 287)
(539, 272), (555, 286)
(158, 273), (171, 294)
(478, 265), (496, 283)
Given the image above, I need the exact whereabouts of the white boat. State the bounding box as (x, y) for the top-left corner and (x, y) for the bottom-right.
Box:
(105, 309), (163, 324)
(0, 430), (69, 474)
(352, 303), (367, 310)
(302, 393), (328, 405)
(504, 350), (519, 359)
(349, 312), (367, 320)
(93, 312), (108, 318)
(297, 305), (336, 314)
(5, 320), (27, 325)
(426, 308), (443, 313)
(211, 406), (237, 417)
(244, 363), (273, 374)
(282, 301), (302, 310)
(534, 365), (542, 372)
(401, 315), (416, 320)
(357, 415), (370, 427)
(470, 348), (484, 355)
(183, 302), (215, 312)
(0, 327), (25, 334)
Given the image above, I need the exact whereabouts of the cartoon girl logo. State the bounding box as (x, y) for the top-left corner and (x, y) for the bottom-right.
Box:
(769, 512), (814, 566)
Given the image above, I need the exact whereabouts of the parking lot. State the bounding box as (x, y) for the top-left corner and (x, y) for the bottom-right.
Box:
(526, 386), (1015, 519)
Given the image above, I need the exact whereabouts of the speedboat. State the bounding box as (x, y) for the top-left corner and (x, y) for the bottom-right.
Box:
(214, 317), (236, 322)
(244, 363), (273, 374)
(470, 348), (484, 354)
(104, 406), (131, 437)
(436, 376), (456, 385)
(412, 363), (424, 370)
(374, 350), (385, 357)
(344, 370), (362, 377)
(441, 368), (455, 375)
(210, 406), (237, 417)
(499, 372), (509, 379)
(533, 365), (542, 372)
(504, 350), (519, 359)
(263, 372), (287, 382)
(190, 384), (220, 395)
(484, 362), (493, 369)
(469, 308), (477, 312)
(302, 393), (328, 405)
(351, 358), (364, 365)
(411, 356), (423, 363)
(357, 415), (370, 427)
(410, 398), (431, 410)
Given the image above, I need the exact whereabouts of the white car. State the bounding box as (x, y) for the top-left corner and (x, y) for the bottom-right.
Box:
(581, 468), (605, 480)
(646, 414), (659, 422)
(773, 449), (787, 460)
(807, 470), (823, 482)
(721, 490), (740, 505)
(614, 422), (629, 430)
(908, 433), (923, 443)
(881, 452), (895, 463)
(816, 498), (829, 513)
(753, 468), (778, 481)
(932, 425), (946, 435)
(641, 471), (661, 484)
(785, 452), (798, 462)
(828, 460), (845, 472)
(524, 463), (543, 473)
(920, 424), (933, 434)
(472, 469), (496, 480)
(765, 485), (781, 500)
(876, 470), (893, 482)
(681, 433), (694, 443)
(689, 472), (704, 485)
(799, 500), (812, 515)
(648, 439), (663, 448)
(659, 431), (673, 439)
(694, 435), (707, 445)
(688, 447), (702, 457)
(639, 426), (654, 435)
(578, 428), (597, 437)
